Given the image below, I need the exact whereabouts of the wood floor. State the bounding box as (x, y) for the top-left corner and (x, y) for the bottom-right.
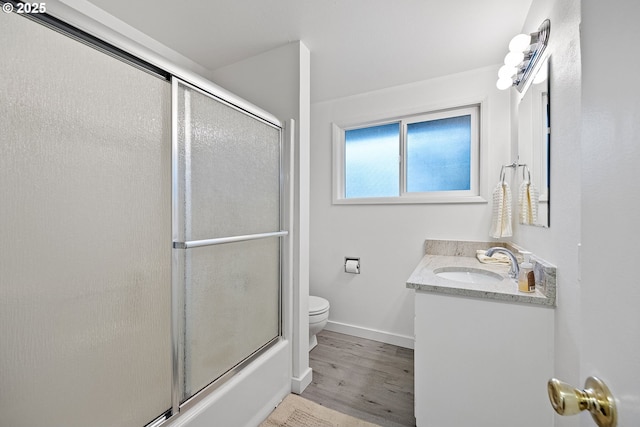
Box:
(301, 330), (415, 427)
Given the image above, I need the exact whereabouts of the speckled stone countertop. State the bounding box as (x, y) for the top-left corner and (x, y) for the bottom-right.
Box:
(406, 240), (556, 307)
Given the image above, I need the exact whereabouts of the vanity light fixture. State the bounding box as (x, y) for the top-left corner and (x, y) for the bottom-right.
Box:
(496, 19), (550, 92)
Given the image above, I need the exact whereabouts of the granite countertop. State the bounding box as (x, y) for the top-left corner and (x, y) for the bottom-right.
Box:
(406, 249), (556, 307)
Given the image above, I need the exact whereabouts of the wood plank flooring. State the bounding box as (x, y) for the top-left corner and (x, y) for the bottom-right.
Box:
(301, 330), (415, 427)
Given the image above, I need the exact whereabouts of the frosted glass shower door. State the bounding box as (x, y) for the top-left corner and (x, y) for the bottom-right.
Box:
(0, 11), (172, 427)
(174, 80), (284, 402)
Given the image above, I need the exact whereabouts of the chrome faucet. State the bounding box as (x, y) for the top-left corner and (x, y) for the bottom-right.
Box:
(485, 247), (520, 279)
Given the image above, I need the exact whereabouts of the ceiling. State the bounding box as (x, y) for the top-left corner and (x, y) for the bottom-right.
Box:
(86, 0), (533, 102)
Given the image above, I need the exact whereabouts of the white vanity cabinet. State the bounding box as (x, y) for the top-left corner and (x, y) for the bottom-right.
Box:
(414, 290), (554, 427)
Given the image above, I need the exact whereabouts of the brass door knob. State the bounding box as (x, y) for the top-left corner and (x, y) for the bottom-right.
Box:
(547, 377), (616, 427)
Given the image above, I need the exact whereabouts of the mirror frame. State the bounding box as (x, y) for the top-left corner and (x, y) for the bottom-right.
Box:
(517, 56), (550, 227)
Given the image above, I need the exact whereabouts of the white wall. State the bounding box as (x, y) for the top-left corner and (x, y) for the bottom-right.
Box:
(209, 42), (306, 123)
(310, 66), (511, 347)
(511, 2), (582, 426)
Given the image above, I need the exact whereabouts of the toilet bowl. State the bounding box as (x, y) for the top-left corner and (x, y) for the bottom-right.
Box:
(308, 296), (330, 351)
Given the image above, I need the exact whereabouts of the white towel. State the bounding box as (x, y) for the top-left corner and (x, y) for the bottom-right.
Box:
(476, 249), (523, 264)
(476, 250), (511, 264)
(490, 181), (512, 238)
(518, 180), (539, 225)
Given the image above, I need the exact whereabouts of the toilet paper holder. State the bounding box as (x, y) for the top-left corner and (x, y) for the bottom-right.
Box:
(345, 257), (360, 274)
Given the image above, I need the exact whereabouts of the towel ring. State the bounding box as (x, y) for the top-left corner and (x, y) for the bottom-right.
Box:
(499, 161), (529, 184)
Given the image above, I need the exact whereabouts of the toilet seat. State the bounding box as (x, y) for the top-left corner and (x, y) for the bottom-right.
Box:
(309, 296), (330, 315)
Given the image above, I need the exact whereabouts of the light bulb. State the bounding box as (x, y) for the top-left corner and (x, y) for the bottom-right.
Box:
(509, 33), (532, 52)
(504, 51), (524, 67)
(498, 65), (517, 79)
(496, 77), (513, 90)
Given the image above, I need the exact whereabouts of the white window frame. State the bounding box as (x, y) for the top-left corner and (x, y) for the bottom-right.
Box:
(332, 104), (486, 205)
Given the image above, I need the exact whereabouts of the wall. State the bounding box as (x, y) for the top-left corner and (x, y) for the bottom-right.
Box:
(512, 2), (582, 426)
(310, 66), (511, 347)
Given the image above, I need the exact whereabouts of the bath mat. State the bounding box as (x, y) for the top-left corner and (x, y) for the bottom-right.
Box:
(260, 394), (380, 427)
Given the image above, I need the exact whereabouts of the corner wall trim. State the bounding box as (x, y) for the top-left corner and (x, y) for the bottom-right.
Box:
(325, 320), (415, 350)
(291, 367), (313, 394)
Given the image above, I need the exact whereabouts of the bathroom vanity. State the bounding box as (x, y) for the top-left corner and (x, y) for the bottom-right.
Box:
(407, 240), (556, 427)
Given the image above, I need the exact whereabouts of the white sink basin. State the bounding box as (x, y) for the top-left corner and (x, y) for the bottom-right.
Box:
(434, 267), (504, 285)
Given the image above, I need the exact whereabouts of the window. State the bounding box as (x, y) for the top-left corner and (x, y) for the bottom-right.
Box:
(333, 105), (482, 204)
(345, 122), (400, 198)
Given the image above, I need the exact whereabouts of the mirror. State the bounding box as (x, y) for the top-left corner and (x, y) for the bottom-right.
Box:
(517, 57), (550, 227)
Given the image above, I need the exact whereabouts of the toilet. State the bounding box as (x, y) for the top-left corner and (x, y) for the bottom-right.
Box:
(308, 296), (330, 351)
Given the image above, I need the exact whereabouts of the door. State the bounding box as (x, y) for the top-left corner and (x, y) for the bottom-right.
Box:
(578, 0), (640, 425)
(0, 10), (172, 427)
(173, 79), (285, 405)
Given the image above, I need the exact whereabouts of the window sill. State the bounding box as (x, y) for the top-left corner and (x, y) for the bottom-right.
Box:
(332, 195), (488, 205)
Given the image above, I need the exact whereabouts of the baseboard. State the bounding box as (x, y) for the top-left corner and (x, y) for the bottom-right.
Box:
(290, 366), (313, 394)
(325, 320), (415, 349)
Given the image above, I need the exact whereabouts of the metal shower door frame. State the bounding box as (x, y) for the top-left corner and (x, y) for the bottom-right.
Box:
(169, 77), (288, 416)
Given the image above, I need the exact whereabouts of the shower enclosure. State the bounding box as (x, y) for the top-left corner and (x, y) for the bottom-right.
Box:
(173, 80), (285, 406)
(0, 9), (286, 427)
